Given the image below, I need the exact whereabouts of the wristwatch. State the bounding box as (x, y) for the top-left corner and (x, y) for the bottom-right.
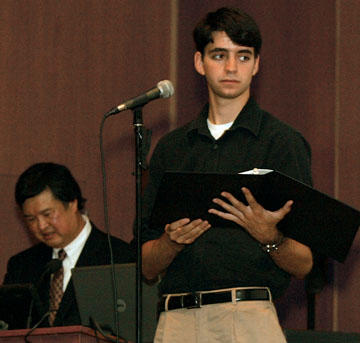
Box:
(260, 233), (285, 253)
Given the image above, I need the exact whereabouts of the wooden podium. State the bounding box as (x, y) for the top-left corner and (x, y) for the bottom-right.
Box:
(0, 325), (117, 343)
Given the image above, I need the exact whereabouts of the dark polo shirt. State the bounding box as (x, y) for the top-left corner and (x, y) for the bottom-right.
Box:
(141, 97), (312, 299)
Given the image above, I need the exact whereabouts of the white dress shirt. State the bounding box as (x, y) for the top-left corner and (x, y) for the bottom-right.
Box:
(52, 214), (91, 291)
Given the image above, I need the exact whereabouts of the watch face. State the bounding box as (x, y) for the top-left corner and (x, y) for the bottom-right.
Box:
(261, 235), (285, 253)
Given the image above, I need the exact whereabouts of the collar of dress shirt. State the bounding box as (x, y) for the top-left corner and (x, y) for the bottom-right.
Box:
(52, 215), (92, 290)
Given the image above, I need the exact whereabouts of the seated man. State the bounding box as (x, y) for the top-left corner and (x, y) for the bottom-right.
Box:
(3, 162), (135, 328)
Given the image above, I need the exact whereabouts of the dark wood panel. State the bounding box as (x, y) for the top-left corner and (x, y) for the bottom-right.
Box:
(0, 0), (172, 276)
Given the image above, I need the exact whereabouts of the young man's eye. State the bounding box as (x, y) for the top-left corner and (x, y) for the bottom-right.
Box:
(239, 55), (250, 62)
(212, 53), (224, 60)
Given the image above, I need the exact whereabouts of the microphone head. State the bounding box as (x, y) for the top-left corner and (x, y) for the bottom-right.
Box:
(46, 259), (63, 274)
(157, 80), (174, 99)
(34, 258), (63, 290)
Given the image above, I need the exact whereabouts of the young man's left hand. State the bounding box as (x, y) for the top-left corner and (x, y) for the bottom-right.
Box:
(208, 187), (292, 244)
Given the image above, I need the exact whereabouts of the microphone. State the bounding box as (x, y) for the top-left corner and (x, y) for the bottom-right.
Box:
(105, 80), (174, 116)
(26, 259), (63, 328)
(44, 259), (63, 275)
(0, 320), (8, 330)
(34, 259), (62, 292)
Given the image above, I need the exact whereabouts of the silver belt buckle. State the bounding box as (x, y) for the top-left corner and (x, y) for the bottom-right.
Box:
(186, 292), (201, 309)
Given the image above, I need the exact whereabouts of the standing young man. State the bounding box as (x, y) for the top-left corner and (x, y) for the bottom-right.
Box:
(141, 7), (313, 343)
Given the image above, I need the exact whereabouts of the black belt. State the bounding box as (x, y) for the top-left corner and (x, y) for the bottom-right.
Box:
(159, 288), (270, 312)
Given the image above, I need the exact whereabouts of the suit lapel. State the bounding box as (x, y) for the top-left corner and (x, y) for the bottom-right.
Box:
(75, 225), (104, 267)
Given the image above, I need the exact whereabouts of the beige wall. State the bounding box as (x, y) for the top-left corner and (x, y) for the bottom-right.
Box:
(0, 0), (359, 333)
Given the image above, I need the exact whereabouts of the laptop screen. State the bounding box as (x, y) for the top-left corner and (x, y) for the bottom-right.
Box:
(72, 263), (158, 343)
(0, 283), (40, 329)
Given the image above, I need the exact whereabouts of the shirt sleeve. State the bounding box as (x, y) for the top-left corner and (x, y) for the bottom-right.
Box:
(266, 129), (313, 186)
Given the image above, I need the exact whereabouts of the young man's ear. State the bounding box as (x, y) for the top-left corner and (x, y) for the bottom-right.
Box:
(252, 55), (260, 76)
(194, 51), (205, 76)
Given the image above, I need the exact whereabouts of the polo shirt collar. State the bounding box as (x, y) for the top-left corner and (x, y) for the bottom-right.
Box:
(187, 97), (263, 138)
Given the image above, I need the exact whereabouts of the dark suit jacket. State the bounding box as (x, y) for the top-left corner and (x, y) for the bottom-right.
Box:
(3, 223), (135, 328)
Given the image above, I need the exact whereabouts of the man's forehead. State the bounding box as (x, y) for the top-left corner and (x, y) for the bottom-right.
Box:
(206, 46), (255, 54)
(205, 31), (255, 53)
(22, 189), (62, 213)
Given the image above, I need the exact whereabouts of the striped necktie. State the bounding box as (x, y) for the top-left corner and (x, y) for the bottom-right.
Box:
(49, 249), (66, 326)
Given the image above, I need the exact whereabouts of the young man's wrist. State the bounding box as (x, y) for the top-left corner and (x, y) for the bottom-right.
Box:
(260, 231), (285, 253)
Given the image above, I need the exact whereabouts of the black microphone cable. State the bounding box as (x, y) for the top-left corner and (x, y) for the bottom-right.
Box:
(99, 107), (151, 343)
(99, 114), (121, 343)
(99, 82), (170, 343)
(24, 310), (53, 343)
(90, 316), (129, 343)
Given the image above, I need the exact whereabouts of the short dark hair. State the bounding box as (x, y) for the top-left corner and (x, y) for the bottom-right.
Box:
(193, 7), (262, 56)
(15, 162), (86, 210)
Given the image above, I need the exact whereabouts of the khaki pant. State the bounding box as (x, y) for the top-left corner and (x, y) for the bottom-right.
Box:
(154, 293), (286, 343)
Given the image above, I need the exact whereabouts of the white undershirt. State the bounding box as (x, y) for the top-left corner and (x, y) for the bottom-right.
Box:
(207, 119), (234, 140)
(52, 214), (91, 291)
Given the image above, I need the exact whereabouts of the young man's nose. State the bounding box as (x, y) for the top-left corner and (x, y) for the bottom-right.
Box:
(225, 56), (238, 72)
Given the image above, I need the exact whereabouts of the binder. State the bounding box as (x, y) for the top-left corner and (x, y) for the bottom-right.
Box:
(149, 170), (360, 263)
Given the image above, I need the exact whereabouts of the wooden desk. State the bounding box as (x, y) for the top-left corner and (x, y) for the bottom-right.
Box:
(0, 325), (115, 343)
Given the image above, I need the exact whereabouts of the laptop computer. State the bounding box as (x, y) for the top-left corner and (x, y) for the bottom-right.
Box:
(0, 284), (36, 329)
(72, 263), (158, 343)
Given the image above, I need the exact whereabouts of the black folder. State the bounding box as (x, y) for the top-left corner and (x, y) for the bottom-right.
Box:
(149, 170), (360, 263)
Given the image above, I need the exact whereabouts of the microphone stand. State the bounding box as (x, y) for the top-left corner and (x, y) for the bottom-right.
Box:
(104, 104), (151, 343)
(133, 106), (144, 343)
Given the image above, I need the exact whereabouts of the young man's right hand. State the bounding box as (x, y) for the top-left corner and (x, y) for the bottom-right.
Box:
(164, 218), (211, 251)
